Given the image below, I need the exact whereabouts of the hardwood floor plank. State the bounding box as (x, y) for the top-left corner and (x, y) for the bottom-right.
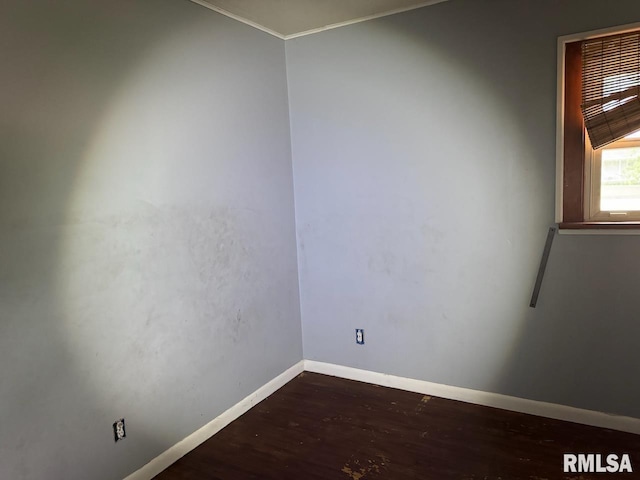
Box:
(153, 372), (640, 479)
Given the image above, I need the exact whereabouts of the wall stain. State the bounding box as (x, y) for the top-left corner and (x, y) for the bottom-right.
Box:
(367, 250), (395, 277)
(233, 309), (242, 337)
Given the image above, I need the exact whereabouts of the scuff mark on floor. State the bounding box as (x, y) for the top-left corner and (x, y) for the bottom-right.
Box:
(341, 454), (390, 479)
(341, 465), (365, 480)
(414, 395), (432, 414)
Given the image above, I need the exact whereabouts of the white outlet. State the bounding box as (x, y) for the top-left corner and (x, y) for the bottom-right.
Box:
(356, 329), (364, 345)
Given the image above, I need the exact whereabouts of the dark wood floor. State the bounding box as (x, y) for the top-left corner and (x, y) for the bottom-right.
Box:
(154, 372), (640, 479)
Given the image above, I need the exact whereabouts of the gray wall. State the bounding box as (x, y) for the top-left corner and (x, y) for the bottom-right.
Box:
(0, 1), (301, 479)
(5, 0), (640, 478)
(287, 0), (640, 419)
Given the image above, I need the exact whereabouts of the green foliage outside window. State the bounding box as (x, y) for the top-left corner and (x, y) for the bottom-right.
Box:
(621, 151), (640, 185)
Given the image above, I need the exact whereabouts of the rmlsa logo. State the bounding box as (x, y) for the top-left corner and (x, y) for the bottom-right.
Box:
(563, 453), (632, 473)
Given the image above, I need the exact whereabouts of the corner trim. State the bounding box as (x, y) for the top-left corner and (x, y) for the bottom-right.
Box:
(123, 360), (305, 480)
(303, 360), (640, 435)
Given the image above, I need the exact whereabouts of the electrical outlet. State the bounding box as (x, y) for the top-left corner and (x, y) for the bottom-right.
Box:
(356, 329), (364, 345)
(113, 418), (126, 442)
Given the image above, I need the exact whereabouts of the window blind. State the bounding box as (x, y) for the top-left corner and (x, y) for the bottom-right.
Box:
(581, 31), (640, 149)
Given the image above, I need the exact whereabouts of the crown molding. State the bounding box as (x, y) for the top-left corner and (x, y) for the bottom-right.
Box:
(187, 0), (286, 39)
(187, 0), (449, 40)
(284, 0), (448, 39)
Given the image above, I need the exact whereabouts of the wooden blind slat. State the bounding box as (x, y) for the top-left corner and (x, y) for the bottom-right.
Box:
(581, 31), (640, 149)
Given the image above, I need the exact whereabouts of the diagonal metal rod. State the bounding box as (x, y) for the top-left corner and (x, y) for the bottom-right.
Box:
(530, 226), (557, 308)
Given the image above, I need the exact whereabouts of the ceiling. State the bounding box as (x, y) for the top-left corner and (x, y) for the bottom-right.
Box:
(189, 0), (448, 39)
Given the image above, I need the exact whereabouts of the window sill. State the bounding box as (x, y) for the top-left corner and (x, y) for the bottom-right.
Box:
(559, 222), (640, 234)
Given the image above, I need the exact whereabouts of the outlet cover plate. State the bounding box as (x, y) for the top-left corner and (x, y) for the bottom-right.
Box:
(113, 418), (126, 442)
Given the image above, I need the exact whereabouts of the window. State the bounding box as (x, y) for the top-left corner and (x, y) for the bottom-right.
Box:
(586, 129), (640, 221)
(557, 24), (640, 229)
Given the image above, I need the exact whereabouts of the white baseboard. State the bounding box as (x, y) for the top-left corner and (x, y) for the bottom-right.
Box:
(124, 358), (640, 480)
(304, 360), (640, 436)
(124, 360), (305, 480)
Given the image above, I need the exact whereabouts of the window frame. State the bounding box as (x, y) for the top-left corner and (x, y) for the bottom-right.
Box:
(556, 21), (640, 231)
(586, 135), (640, 221)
